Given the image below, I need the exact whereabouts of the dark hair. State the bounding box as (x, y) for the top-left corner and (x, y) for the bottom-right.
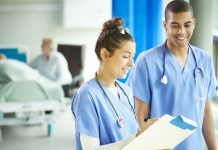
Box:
(165, 0), (194, 20)
(95, 18), (134, 60)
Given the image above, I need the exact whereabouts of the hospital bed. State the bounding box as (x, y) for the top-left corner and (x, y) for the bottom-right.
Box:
(0, 46), (28, 63)
(0, 48), (65, 143)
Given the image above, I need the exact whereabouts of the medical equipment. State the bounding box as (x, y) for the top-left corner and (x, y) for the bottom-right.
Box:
(0, 81), (64, 143)
(161, 41), (205, 100)
(0, 49), (65, 143)
(96, 80), (139, 129)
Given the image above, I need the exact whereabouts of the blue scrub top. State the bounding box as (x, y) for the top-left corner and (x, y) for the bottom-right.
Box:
(72, 79), (138, 150)
(127, 43), (218, 150)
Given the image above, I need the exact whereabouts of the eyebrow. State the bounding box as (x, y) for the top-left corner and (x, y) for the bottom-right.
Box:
(123, 51), (136, 57)
(123, 51), (131, 54)
(123, 51), (136, 55)
(184, 21), (193, 24)
(171, 22), (179, 25)
(171, 21), (193, 25)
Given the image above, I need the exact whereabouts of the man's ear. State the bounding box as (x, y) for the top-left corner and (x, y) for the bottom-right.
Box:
(192, 18), (196, 29)
(100, 48), (111, 61)
(163, 20), (167, 31)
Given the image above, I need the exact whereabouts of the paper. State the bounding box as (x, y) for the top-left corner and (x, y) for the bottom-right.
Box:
(122, 114), (197, 150)
(96, 136), (135, 150)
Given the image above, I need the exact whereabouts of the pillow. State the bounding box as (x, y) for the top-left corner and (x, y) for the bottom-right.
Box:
(0, 59), (40, 82)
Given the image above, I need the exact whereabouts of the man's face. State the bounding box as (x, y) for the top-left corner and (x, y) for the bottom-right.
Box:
(42, 44), (53, 58)
(164, 11), (195, 49)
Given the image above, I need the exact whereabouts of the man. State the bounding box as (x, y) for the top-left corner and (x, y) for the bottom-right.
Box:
(30, 38), (72, 86)
(127, 0), (217, 149)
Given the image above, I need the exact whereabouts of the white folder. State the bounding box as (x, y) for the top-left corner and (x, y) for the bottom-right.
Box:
(122, 114), (197, 150)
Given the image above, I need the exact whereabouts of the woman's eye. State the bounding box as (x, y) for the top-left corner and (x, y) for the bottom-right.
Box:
(123, 55), (129, 58)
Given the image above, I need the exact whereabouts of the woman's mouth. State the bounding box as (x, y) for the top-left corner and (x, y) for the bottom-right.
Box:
(122, 68), (129, 73)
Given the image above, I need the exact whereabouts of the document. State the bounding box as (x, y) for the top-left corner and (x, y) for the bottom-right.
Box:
(96, 136), (135, 150)
(122, 114), (197, 150)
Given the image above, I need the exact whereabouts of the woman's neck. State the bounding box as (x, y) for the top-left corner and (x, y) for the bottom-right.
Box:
(96, 66), (116, 88)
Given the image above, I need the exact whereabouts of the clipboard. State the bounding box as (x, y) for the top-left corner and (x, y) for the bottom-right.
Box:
(122, 114), (197, 150)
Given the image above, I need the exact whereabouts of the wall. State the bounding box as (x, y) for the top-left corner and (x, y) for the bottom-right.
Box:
(190, 0), (213, 54)
(0, 0), (111, 81)
(213, 0), (218, 35)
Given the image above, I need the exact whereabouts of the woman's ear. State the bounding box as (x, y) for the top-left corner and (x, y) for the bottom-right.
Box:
(100, 48), (111, 61)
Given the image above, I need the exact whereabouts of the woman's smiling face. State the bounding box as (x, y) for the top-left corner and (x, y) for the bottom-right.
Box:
(103, 40), (136, 79)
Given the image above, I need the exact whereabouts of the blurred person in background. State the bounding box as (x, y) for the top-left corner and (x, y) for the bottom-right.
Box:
(30, 38), (72, 94)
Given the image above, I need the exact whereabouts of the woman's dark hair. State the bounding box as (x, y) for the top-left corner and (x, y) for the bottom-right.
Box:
(165, 0), (194, 20)
(95, 18), (134, 60)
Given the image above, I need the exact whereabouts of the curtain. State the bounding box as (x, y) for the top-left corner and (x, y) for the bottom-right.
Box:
(113, 0), (164, 82)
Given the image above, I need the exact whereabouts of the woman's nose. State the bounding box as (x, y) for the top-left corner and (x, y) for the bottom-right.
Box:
(129, 58), (134, 67)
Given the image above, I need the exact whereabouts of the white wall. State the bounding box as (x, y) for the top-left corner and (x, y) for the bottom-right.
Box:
(0, 0), (111, 81)
(213, 0), (218, 35)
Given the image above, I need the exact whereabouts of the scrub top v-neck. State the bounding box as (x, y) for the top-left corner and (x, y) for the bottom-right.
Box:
(127, 43), (218, 150)
(72, 79), (138, 150)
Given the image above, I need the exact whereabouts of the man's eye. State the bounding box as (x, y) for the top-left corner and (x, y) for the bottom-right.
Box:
(184, 24), (191, 28)
(171, 25), (179, 28)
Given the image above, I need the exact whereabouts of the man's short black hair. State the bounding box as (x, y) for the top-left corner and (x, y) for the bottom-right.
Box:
(165, 0), (194, 20)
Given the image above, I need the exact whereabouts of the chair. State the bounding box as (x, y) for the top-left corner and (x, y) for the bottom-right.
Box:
(57, 44), (84, 97)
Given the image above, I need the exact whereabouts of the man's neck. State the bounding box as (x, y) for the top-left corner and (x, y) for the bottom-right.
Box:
(166, 42), (189, 68)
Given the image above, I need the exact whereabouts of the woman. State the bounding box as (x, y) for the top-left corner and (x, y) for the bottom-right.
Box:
(72, 18), (139, 150)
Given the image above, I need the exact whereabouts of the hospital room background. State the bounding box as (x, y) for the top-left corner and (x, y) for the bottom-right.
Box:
(0, 0), (218, 149)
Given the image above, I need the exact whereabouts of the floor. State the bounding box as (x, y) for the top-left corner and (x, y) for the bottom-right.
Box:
(0, 102), (218, 150)
(0, 105), (76, 150)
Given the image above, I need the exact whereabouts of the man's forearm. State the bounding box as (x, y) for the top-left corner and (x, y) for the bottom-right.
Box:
(202, 102), (217, 150)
